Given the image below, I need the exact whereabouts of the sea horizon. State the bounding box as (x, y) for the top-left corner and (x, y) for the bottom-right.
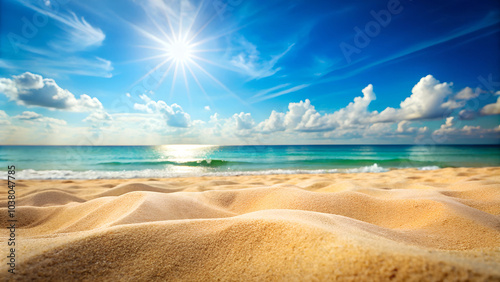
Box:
(2, 144), (499, 180)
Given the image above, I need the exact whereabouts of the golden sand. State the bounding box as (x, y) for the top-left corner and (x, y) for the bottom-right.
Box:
(1, 167), (500, 281)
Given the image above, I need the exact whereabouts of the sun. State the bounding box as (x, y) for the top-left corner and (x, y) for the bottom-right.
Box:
(132, 2), (244, 104)
(166, 39), (193, 63)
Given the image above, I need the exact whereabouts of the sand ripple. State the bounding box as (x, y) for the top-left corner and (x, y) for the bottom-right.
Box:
(1, 167), (499, 280)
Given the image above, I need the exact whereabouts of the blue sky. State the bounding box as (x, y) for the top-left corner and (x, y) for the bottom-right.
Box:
(0, 0), (499, 145)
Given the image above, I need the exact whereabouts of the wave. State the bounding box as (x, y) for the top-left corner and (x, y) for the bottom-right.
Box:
(95, 157), (446, 169)
(5, 164), (433, 180)
(98, 159), (238, 167)
(299, 158), (447, 167)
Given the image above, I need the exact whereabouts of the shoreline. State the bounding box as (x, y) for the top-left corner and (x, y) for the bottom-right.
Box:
(1, 167), (499, 280)
(4, 165), (499, 181)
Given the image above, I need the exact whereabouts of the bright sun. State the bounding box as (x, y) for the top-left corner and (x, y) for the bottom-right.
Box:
(133, 3), (242, 102)
(166, 39), (193, 63)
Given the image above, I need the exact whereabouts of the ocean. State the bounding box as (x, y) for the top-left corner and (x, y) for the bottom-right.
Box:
(1, 145), (499, 179)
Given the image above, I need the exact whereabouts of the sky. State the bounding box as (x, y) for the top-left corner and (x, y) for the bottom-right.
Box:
(0, 0), (499, 145)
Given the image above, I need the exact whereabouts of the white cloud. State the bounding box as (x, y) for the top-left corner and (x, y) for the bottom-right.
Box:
(14, 111), (67, 125)
(233, 112), (255, 130)
(0, 72), (103, 111)
(258, 110), (286, 133)
(17, 1), (105, 51)
(250, 84), (310, 103)
(134, 98), (191, 128)
(52, 12), (105, 51)
(285, 99), (333, 132)
(204, 106), (211, 111)
(257, 99), (336, 133)
(396, 121), (428, 134)
(454, 87), (481, 100)
(480, 97), (500, 115)
(230, 36), (294, 80)
(433, 117), (500, 138)
(137, 0), (195, 27)
(1, 52), (113, 78)
(251, 84), (290, 100)
(458, 109), (476, 120)
(0, 110), (11, 125)
(374, 75), (453, 122)
(83, 111), (113, 124)
(332, 84), (376, 127)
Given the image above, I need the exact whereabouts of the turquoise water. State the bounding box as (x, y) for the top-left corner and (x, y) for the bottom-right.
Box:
(0, 145), (499, 179)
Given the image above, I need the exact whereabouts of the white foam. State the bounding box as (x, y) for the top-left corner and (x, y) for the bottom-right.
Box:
(1, 164), (445, 180)
(345, 163), (389, 173)
(418, 166), (440, 171)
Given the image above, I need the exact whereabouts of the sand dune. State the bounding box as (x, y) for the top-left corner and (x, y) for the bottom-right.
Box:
(1, 167), (500, 280)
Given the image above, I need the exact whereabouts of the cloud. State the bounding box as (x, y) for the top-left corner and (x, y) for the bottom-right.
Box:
(51, 12), (105, 51)
(433, 117), (500, 139)
(14, 111), (67, 125)
(258, 99), (336, 133)
(396, 121), (428, 134)
(136, 0), (195, 27)
(250, 84), (310, 103)
(258, 110), (286, 133)
(458, 109), (477, 120)
(1, 50), (113, 78)
(480, 97), (500, 115)
(83, 111), (113, 124)
(16, 1), (105, 51)
(233, 112), (255, 130)
(204, 106), (211, 111)
(0, 72), (103, 111)
(256, 85), (376, 134)
(134, 97), (191, 128)
(374, 75), (453, 122)
(0, 110), (11, 125)
(331, 84), (376, 127)
(251, 84), (291, 100)
(230, 36), (294, 80)
(454, 87), (481, 100)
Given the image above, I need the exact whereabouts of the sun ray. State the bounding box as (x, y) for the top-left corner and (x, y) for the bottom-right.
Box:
(130, 2), (250, 107)
(156, 5), (178, 42)
(123, 53), (169, 64)
(189, 24), (248, 48)
(191, 48), (233, 53)
(129, 22), (168, 47)
(169, 61), (180, 100)
(189, 59), (247, 104)
(150, 17), (174, 44)
(130, 57), (172, 88)
(181, 63), (191, 101)
(135, 45), (169, 52)
(178, 12), (183, 41)
(183, 0), (206, 42)
(186, 13), (218, 45)
(190, 54), (240, 73)
(155, 60), (176, 90)
(185, 63), (208, 97)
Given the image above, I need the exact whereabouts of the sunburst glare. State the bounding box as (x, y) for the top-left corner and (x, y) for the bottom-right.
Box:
(165, 38), (193, 63)
(131, 1), (243, 103)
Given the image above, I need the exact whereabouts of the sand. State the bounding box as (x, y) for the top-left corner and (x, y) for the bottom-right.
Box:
(1, 167), (500, 281)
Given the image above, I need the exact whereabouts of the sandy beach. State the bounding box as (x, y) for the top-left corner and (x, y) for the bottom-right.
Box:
(1, 167), (500, 280)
